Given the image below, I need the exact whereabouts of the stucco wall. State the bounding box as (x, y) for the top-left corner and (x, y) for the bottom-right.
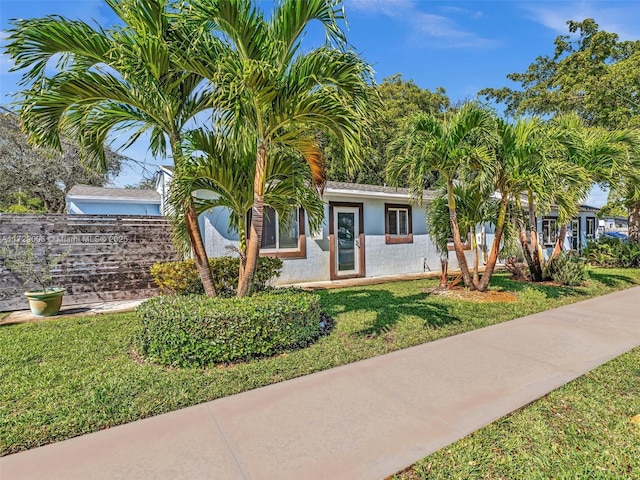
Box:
(67, 200), (161, 216)
(199, 195), (499, 285)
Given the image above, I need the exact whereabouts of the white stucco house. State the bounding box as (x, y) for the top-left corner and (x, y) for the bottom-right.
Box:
(155, 166), (496, 284)
(539, 204), (601, 254)
(66, 185), (162, 216)
(155, 166), (608, 284)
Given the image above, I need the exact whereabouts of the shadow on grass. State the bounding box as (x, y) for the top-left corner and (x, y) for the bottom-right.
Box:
(317, 287), (460, 336)
(489, 274), (588, 299)
(587, 271), (639, 288)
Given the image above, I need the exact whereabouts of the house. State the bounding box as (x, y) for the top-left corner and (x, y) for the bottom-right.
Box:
(155, 166), (494, 284)
(66, 185), (162, 216)
(156, 165), (610, 283)
(601, 215), (628, 235)
(539, 204), (600, 254)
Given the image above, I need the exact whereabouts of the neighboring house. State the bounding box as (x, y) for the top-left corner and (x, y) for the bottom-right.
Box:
(66, 185), (162, 216)
(601, 216), (628, 234)
(539, 204), (600, 254)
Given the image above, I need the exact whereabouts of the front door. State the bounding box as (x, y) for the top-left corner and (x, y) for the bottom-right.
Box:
(571, 219), (580, 251)
(330, 203), (364, 279)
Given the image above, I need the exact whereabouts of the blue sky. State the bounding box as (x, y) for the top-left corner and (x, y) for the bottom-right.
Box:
(2, 0), (640, 205)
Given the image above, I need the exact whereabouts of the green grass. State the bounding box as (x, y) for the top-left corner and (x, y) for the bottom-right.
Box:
(1, 268), (640, 456)
(393, 346), (640, 480)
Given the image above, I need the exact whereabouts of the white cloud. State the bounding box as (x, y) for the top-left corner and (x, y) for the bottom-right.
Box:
(346, 0), (497, 48)
(521, 1), (640, 40)
(348, 0), (414, 17)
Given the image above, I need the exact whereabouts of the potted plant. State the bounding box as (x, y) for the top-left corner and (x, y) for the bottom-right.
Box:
(0, 240), (67, 316)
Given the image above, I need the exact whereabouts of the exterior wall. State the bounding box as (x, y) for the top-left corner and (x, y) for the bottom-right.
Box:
(537, 208), (599, 258)
(67, 199), (161, 216)
(156, 169), (173, 214)
(198, 194), (500, 285)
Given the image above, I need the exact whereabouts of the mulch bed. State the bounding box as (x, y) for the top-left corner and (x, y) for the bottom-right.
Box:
(426, 287), (518, 303)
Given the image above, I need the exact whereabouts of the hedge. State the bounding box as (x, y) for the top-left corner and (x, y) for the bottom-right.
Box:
(135, 289), (322, 367)
(150, 256), (283, 296)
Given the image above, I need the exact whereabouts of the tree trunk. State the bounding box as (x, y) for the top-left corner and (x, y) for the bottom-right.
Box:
(171, 137), (216, 297)
(472, 227), (479, 285)
(527, 190), (543, 281)
(478, 196), (508, 292)
(629, 202), (640, 244)
(518, 222), (538, 281)
(236, 222), (248, 294)
(551, 224), (567, 260)
(439, 257), (448, 289)
(237, 143), (268, 297)
(185, 199), (217, 296)
(516, 197), (542, 282)
(447, 181), (475, 290)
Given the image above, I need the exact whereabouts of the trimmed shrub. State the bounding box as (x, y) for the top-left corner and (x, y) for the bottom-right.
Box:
(150, 256), (283, 296)
(135, 289), (321, 367)
(545, 253), (589, 286)
(583, 238), (640, 268)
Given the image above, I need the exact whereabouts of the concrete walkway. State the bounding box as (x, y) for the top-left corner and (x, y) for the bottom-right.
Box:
(3, 287), (640, 480)
(1, 299), (146, 325)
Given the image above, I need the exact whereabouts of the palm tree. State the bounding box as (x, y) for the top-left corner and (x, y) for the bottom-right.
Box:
(180, 0), (373, 296)
(548, 115), (637, 256)
(425, 193), (453, 289)
(427, 182), (499, 288)
(5, 0), (218, 295)
(169, 128), (325, 292)
(453, 182), (500, 285)
(387, 103), (494, 290)
(475, 117), (548, 291)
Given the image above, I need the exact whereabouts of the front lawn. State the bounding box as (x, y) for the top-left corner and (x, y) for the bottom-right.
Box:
(2, 269), (640, 455)
(392, 345), (640, 479)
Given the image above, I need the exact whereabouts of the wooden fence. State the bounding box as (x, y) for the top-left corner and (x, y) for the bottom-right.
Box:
(0, 214), (179, 312)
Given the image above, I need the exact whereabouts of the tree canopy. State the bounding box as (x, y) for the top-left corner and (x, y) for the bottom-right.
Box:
(0, 111), (123, 213)
(480, 18), (640, 129)
(325, 74), (450, 186)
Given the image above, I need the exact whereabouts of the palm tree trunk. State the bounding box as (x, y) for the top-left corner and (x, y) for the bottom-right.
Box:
(472, 227), (479, 285)
(237, 143), (268, 297)
(447, 180), (475, 290)
(478, 196), (508, 292)
(237, 221), (248, 294)
(516, 196), (542, 282)
(527, 190), (543, 281)
(551, 224), (567, 260)
(171, 137), (217, 297)
(629, 202), (640, 244)
(184, 199), (217, 296)
(439, 257), (448, 289)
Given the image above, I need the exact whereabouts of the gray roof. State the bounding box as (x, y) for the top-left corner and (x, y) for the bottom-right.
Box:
(67, 185), (160, 202)
(579, 204), (600, 212)
(325, 181), (436, 201)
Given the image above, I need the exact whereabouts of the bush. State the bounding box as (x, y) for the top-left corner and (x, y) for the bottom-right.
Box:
(135, 289), (322, 367)
(545, 253), (589, 286)
(150, 256), (283, 296)
(583, 238), (640, 268)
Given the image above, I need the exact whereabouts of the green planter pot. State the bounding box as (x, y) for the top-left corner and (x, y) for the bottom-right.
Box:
(25, 288), (65, 317)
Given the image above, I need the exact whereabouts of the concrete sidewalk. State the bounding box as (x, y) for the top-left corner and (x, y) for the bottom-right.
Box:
(3, 287), (640, 480)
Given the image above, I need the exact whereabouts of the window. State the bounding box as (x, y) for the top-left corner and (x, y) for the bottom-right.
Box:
(385, 204), (413, 244)
(249, 207), (306, 258)
(586, 217), (596, 238)
(260, 207), (299, 250)
(541, 217), (557, 246)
